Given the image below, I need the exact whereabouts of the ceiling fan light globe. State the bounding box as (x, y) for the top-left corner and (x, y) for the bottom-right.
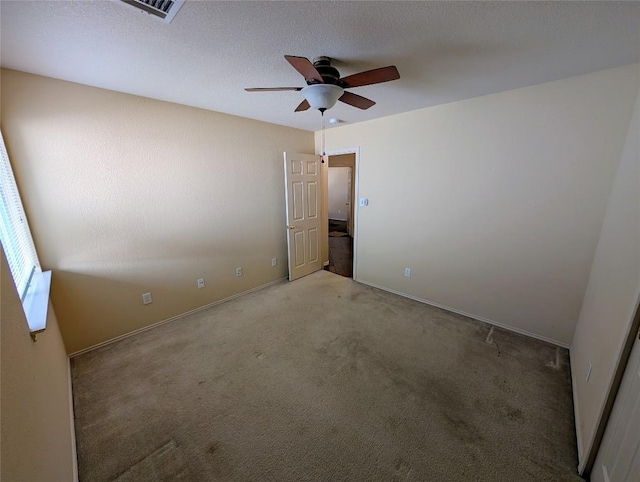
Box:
(301, 84), (344, 111)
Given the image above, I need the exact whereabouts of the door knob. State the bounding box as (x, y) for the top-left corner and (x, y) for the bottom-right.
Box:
(288, 225), (296, 230)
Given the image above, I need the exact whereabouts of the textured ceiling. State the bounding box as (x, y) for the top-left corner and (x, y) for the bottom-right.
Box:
(1, 1), (639, 132)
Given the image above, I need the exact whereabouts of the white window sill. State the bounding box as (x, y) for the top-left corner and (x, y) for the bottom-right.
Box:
(22, 270), (52, 341)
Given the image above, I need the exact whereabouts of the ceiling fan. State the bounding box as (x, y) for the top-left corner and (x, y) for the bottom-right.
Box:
(245, 56), (400, 113)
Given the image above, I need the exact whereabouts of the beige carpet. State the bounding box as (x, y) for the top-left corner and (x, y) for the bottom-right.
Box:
(115, 440), (191, 481)
(72, 270), (582, 481)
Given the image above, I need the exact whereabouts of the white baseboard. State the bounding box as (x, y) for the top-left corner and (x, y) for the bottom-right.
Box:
(70, 275), (570, 356)
(357, 280), (570, 349)
(69, 277), (288, 357)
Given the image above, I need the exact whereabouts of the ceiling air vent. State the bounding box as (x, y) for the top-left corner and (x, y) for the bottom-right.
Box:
(119, 0), (185, 24)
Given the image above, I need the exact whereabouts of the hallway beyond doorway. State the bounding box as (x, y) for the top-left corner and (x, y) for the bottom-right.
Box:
(326, 219), (353, 278)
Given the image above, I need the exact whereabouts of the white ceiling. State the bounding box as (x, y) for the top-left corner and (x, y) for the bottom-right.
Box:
(1, 1), (639, 132)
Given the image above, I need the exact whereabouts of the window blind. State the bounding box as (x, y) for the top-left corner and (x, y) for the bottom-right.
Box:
(0, 131), (40, 300)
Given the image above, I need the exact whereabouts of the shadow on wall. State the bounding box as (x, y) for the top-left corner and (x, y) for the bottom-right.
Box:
(0, 69), (313, 356)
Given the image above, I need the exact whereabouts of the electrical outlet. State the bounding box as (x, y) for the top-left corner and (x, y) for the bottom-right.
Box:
(271, 258), (277, 267)
(142, 292), (152, 305)
(197, 278), (205, 289)
(586, 361), (593, 382)
(236, 267), (243, 277)
(404, 267), (411, 278)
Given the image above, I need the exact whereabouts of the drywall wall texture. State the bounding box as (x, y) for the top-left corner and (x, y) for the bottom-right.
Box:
(570, 85), (640, 472)
(0, 244), (77, 481)
(318, 64), (639, 346)
(0, 69), (314, 353)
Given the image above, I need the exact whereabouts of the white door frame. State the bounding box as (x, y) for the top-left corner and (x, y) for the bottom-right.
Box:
(589, 292), (640, 479)
(324, 147), (360, 281)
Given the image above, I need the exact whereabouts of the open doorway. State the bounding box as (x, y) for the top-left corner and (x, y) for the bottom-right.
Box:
(324, 152), (356, 278)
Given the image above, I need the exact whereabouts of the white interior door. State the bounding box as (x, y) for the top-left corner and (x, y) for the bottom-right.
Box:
(592, 330), (640, 482)
(284, 152), (322, 281)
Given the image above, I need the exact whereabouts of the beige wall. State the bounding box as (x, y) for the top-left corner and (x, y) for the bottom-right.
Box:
(570, 85), (640, 472)
(317, 64), (639, 346)
(1, 244), (77, 481)
(328, 154), (356, 166)
(1, 69), (313, 353)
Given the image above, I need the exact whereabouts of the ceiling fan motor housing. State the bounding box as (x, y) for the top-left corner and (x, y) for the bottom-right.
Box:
(311, 56), (340, 85)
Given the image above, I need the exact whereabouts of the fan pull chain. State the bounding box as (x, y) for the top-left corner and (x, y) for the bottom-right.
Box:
(321, 111), (326, 161)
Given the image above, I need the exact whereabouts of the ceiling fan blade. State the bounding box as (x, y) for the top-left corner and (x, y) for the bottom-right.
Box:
(295, 99), (310, 112)
(339, 91), (376, 110)
(340, 66), (400, 88)
(284, 55), (324, 84)
(245, 87), (302, 92)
